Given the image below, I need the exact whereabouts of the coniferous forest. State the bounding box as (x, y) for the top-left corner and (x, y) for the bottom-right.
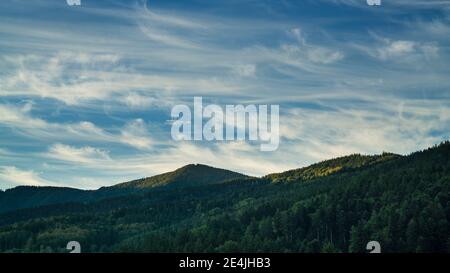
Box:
(0, 142), (448, 253)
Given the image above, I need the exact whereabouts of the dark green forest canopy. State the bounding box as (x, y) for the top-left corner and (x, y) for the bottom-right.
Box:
(0, 141), (449, 253)
(0, 164), (248, 214)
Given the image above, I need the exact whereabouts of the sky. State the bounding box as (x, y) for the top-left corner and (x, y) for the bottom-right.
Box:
(0, 0), (450, 189)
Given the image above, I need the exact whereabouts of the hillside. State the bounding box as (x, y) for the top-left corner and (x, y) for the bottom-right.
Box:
(0, 164), (247, 214)
(265, 153), (401, 183)
(0, 142), (448, 253)
(113, 164), (248, 189)
(0, 186), (89, 214)
(0, 155), (393, 214)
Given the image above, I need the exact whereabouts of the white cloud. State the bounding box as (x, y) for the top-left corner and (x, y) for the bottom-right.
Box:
(120, 119), (153, 150)
(307, 47), (344, 64)
(286, 28), (344, 65)
(138, 24), (200, 49)
(280, 98), (450, 162)
(378, 40), (416, 59)
(0, 104), (154, 151)
(0, 166), (55, 188)
(0, 103), (50, 128)
(140, 2), (205, 29)
(123, 93), (156, 109)
(48, 144), (111, 164)
(1, 52), (242, 105)
(365, 38), (440, 61)
(135, 1), (206, 49)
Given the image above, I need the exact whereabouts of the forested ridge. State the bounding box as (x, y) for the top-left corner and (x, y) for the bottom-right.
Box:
(0, 142), (448, 253)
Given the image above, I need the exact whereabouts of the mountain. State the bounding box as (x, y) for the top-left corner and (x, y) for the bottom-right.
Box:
(0, 164), (248, 214)
(0, 141), (448, 253)
(0, 186), (89, 214)
(0, 185), (137, 214)
(265, 152), (401, 183)
(113, 164), (248, 189)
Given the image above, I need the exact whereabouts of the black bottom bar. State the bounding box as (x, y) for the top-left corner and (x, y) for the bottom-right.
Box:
(0, 253), (447, 272)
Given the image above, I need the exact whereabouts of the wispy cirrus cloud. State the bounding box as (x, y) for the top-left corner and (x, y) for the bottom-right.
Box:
(47, 143), (111, 164)
(0, 103), (155, 151)
(361, 36), (440, 61)
(0, 166), (56, 188)
(0, 52), (243, 105)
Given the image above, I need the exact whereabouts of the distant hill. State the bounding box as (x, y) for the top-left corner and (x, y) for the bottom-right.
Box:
(0, 164), (248, 214)
(113, 164), (248, 189)
(0, 156), (401, 214)
(0, 186), (88, 214)
(265, 153), (401, 183)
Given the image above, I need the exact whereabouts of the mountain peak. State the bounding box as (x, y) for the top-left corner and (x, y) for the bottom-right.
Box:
(114, 164), (249, 189)
(177, 163), (214, 171)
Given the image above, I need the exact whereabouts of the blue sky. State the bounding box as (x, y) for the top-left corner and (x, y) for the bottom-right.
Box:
(1, 0), (450, 189)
